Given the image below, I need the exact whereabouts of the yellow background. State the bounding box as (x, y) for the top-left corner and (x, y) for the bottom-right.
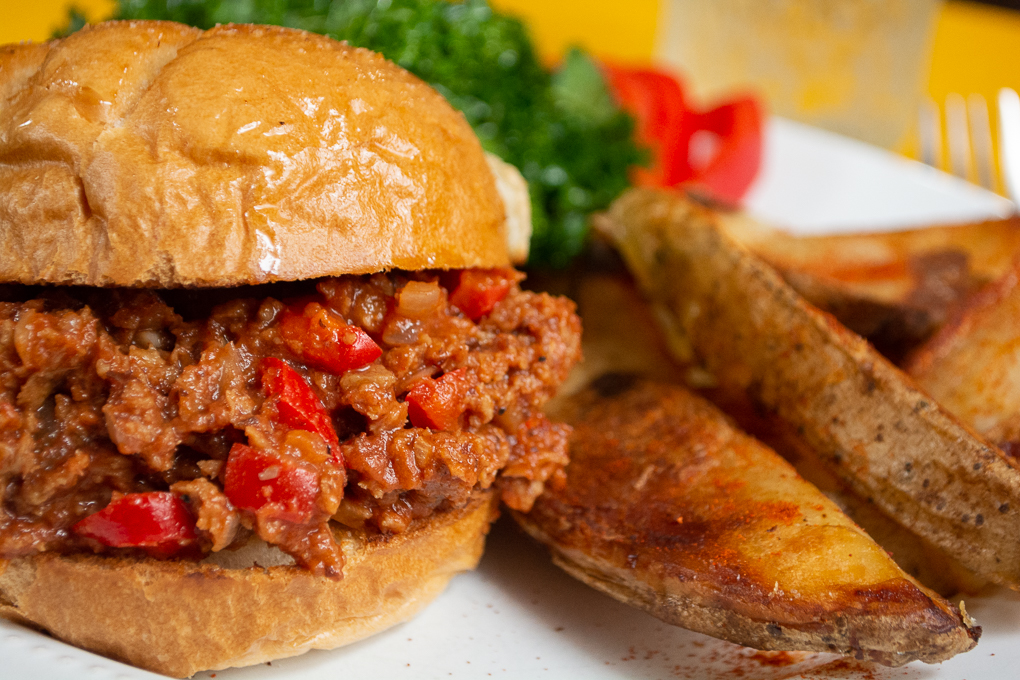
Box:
(3, 0), (1020, 157)
(493, 0), (1020, 127)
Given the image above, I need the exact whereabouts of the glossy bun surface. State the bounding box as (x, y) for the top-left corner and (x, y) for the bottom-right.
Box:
(0, 21), (509, 287)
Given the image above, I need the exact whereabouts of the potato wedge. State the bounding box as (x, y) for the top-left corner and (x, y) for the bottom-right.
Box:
(724, 213), (1020, 294)
(730, 403), (989, 597)
(598, 188), (1020, 587)
(521, 376), (979, 665)
(721, 212), (1020, 361)
(906, 260), (1020, 450)
(552, 270), (986, 596)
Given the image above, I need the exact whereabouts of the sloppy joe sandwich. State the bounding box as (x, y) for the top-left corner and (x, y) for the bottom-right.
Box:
(0, 21), (581, 677)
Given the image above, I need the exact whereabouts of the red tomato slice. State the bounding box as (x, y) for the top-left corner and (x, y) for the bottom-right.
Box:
(278, 303), (381, 374)
(406, 369), (468, 431)
(260, 357), (341, 461)
(449, 269), (517, 320)
(72, 492), (197, 555)
(224, 443), (319, 524)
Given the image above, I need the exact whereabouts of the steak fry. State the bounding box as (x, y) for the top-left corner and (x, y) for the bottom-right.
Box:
(520, 377), (979, 666)
(598, 188), (1020, 587)
(905, 259), (1020, 451)
(726, 215), (1020, 363)
(552, 271), (986, 597)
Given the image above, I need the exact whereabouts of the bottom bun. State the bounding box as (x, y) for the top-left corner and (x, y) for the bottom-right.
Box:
(0, 490), (498, 677)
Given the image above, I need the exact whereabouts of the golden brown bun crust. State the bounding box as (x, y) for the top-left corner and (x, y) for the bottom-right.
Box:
(0, 21), (509, 287)
(0, 490), (498, 678)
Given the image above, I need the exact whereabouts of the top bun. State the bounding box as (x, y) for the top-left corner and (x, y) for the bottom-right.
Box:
(0, 21), (510, 287)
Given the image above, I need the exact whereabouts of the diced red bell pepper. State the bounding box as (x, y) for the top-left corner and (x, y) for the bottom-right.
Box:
(683, 97), (763, 204)
(278, 303), (381, 374)
(448, 269), (516, 320)
(602, 66), (692, 187)
(224, 443), (319, 524)
(72, 492), (197, 556)
(406, 368), (468, 431)
(260, 357), (341, 460)
(603, 64), (764, 204)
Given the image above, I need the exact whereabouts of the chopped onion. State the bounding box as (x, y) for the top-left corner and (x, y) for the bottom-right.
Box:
(382, 317), (422, 346)
(134, 329), (173, 351)
(284, 429), (330, 466)
(396, 281), (444, 320)
(256, 298), (284, 329)
(395, 365), (438, 394)
(340, 363), (397, 392)
(257, 465), (281, 481)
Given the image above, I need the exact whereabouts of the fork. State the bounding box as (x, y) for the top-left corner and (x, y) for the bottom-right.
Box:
(1001, 88), (1020, 204)
(919, 88), (1020, 204)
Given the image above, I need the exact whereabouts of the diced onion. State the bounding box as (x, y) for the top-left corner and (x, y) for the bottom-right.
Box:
(284, 429), (330, 466)
(258, 465), (281, 481)
(134, 329), (173, 351)
(382, 317), (422, 346)
(396, 281), (444, 320)
(395, 366), (438, 394)
(340, 363), (397, 392)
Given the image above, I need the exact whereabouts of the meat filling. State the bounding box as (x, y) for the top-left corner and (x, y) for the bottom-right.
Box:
(0, 270), (581, 576)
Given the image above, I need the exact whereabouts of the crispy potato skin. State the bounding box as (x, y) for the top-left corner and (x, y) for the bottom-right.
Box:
(599, 189), (1020, 587)
(547, 270), (986, 597)
(906, 260), (1020, 448)
(722, 213), (1020, 362)
(522, 378), (979, 665)
(721, 400), (989, 597)
(727, 213), (1020, 302)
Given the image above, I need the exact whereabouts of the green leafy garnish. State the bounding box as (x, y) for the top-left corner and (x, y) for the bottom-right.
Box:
(552, 48), (618, 128)
(69, 0), (644, 267)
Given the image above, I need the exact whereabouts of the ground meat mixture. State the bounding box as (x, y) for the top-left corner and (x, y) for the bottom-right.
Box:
(0, 270), (581, 577)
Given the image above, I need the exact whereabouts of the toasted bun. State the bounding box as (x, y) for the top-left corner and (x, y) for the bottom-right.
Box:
(0, 21), (509, 287)
(0, 490), (498, 677)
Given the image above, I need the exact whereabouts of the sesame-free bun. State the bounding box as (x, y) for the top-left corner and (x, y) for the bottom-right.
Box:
(0, 21), (509, 287)
(0, 490), (498, 677)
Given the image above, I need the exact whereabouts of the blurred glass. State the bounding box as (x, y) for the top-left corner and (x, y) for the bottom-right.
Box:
(657, 0), (944, 149)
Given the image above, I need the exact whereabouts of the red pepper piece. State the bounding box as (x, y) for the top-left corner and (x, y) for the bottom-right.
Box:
(260, 357), (341, 460)
(406, 368), (468, 431)
(449, 269), (516, 320)
(603, 64), (763, 204)
(72, 492), (197, 556)
(278, 303), (381, 374)
(684, 97), (763, 205)
(603, 66), (692, 187)
(224, 443), (319, 524)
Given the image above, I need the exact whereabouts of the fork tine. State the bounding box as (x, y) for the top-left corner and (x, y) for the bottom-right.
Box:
(920, 98), (943, 169)
(945, 93), (972, 180)
(999, 88), (1020, 204)
(967, 94), (995, 191)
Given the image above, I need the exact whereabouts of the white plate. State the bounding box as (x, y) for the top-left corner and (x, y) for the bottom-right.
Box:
(3, 118), (1019, 680)
(745, 118), (1015, 234)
